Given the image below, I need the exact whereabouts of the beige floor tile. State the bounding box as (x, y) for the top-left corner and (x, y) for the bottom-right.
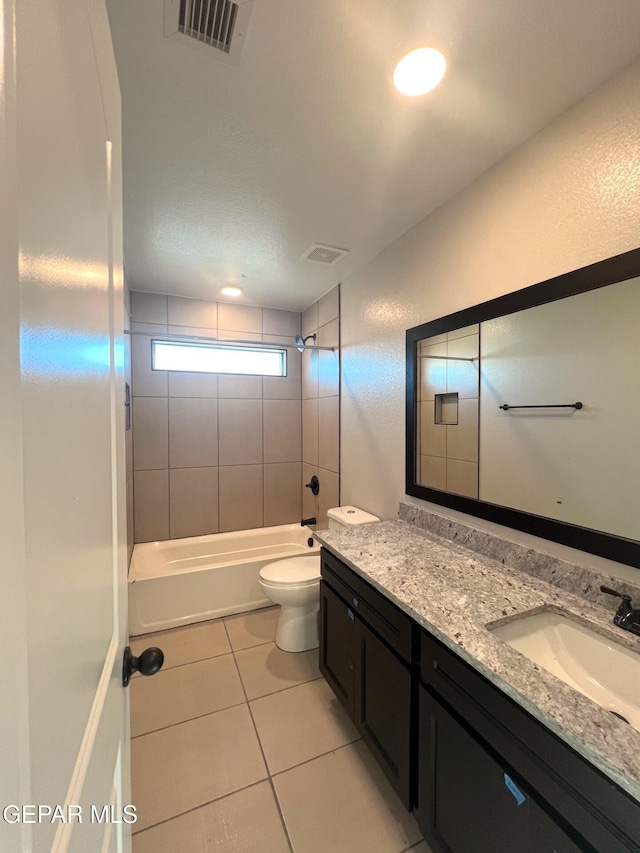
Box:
(131, 655), (245, 737)
(235, 642), (321, 700)
(132, 704), (267, 832)
(250, 678), (360, 774)
(273, 741), (422, 853)
(224, 606), (279, 651)
(131, 619), (231, 669)
(132, 781), (289, 853)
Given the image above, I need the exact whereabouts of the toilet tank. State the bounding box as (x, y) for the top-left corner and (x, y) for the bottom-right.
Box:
(326, 506), (380, 529)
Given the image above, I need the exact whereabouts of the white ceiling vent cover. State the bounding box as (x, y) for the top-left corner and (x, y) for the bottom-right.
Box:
(164, 0), (253, 66)
(302, 244), (350, 266)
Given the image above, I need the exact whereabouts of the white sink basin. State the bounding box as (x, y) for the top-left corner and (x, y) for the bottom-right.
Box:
(489, 609), (640, 731)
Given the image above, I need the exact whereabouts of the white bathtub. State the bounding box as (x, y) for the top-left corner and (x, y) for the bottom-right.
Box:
(128, 523), (320, 636)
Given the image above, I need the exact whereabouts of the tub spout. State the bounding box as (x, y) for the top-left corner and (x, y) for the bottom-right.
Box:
(301, 517), (317, 527)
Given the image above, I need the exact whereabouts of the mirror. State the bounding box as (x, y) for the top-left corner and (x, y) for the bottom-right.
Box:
(406, 247), (640, 569)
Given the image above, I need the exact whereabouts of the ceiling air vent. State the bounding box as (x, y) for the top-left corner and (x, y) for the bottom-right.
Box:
(302, 244), (350, 266)
(164, 0), (253, 66)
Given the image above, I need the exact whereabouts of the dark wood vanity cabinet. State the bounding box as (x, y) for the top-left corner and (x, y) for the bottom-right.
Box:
(319, 548), (415, 808)
(318, 548), (640, 853)
(353, 615), (412, 807)
(418, 687), (589, 852)
(417, 632), (640, 853)
(319, 581), (356, 717)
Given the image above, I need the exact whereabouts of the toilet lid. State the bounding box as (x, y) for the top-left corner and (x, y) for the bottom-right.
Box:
(260, 556), (320, 584)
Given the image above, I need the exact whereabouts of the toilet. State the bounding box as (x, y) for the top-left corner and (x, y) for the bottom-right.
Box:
(259, 506), (380, 652)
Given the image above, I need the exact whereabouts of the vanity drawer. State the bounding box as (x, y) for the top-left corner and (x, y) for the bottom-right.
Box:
(320, 548), (413, 663)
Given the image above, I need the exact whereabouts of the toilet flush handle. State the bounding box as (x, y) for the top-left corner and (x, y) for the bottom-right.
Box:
(122, 646), (164, 688)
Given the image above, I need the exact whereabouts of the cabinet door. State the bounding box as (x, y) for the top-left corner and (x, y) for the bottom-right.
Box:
(417, 685), (530, 853)
(529, 802), (589, 853)
(354, 617), (412, 809)
(417, 687), (595, 853)
(319, 581), (355, 717)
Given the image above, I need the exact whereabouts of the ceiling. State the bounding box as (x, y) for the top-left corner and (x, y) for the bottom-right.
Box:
(107, 0), (640, 312)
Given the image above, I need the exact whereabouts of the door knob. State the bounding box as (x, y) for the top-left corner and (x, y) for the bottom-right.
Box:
(122, 645), (164, 687)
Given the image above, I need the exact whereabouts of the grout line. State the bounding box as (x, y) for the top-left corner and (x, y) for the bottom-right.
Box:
(269, 738), (363, 781)
(221, 616), (233, 649)
(267, 775), (294, 853)
(130, 734), (366, 839)
(231, 632), (317, 853)
(227, 642), (329, 754)
(245, 673), (324, 704)
(228, 629), (300, 848)
(226, 636), (274, 653)
(229, 641), (250, 705)
(131, 778), (270, 836)
(245, 690), (272, 783)
(133, 649), (233, 675)
(130, 698), (248, 740)
(229, 631), (293, 843)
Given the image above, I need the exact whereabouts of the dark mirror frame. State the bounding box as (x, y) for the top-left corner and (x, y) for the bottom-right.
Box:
(406, 246), (640, 569)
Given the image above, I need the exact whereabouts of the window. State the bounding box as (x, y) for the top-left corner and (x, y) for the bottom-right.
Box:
(152, 340), (287, 376)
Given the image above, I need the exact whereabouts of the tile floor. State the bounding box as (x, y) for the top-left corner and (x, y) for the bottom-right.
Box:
(130, 606), (433, 852)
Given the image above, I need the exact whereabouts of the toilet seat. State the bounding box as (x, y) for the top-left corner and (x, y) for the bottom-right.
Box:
(259, 556), (320, 586)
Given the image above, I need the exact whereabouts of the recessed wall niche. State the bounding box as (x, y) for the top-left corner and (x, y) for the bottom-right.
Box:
(434, 393), (458, 425)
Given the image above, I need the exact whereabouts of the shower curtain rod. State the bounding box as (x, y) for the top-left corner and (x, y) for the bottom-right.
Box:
(124, 329), (335, 352)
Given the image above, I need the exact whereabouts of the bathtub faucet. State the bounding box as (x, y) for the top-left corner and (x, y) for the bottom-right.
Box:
(301, 517), (317, 527)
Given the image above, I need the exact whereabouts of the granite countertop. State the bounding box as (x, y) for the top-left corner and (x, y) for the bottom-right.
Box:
(314, 519), (640, 802)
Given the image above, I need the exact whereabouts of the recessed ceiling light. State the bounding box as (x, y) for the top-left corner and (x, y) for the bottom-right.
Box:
(393, 47), (446, 97)
(220, 285), (243, 297)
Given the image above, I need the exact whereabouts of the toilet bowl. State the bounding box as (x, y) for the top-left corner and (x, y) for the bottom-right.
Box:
(259, 556), (321, 652)
(259, 506), (380, 653)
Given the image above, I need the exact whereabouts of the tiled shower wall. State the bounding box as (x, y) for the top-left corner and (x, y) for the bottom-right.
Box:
(301, 286), (340, 528)
(418, 325), (479, 498)
(130, 292), (302, 542)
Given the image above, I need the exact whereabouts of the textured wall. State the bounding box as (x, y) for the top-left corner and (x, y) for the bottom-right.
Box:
(340, 57), (640, 522)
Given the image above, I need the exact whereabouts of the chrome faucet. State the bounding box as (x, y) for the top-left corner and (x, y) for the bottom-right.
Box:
(600, 586), (640, 637)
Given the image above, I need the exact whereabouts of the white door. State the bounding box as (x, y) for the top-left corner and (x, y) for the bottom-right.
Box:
(0, 1), (131, 852)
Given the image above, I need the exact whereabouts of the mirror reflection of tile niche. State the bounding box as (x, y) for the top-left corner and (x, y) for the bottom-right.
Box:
(418, 325), (479, 498)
